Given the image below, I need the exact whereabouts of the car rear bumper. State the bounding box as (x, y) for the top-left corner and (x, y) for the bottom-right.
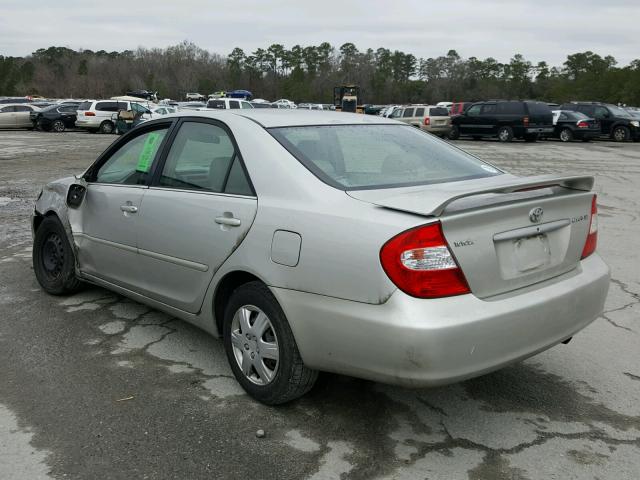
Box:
(75, 118), (101, 129)
(272, 253), (609, 387)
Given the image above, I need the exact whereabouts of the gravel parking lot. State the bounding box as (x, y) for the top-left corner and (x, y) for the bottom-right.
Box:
(1, 130), (639, 479)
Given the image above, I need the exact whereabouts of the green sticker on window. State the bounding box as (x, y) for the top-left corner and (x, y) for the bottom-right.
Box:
(136, 132), (162, 172)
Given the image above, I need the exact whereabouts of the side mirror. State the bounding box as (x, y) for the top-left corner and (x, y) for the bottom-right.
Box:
(67, 184), (86, 208)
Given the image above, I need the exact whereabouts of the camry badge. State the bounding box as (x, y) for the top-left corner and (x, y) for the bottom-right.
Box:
(529, 207), (544, 223)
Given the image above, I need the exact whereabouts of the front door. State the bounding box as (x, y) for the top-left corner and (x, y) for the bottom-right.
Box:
(459, 104), (482, 135)
(76, 125), (170, 289)
(0, 106), (16, 128)
(135, 119), (258, 313)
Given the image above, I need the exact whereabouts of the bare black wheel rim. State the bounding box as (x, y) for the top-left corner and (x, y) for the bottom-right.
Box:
(42, 233), (65, 280)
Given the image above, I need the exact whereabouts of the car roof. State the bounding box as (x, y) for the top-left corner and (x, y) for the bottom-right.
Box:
(163, 109), (399, 128)
(0, 103), (38, 108)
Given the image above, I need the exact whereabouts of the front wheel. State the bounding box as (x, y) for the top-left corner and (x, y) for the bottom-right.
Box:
(559, 128), (573, 142)
(99, 121), (114, 134)
(497, 126), (514, 142)
(33, 216), (82, 295)
(223, 281), (317, 405)
(448, 125), (460, 140)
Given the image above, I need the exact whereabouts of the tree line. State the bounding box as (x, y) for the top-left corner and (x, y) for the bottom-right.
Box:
(1, 41), (639, 105)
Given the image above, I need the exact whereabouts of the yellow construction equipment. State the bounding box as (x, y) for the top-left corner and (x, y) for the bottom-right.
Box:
(333, 85), (364, 113)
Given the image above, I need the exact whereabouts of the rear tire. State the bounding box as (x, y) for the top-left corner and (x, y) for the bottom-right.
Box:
(99, 121), (114, 134)
(559, 128), (573, 143)
(497, 126), (514, 142)
(33, 216), (82, 295)
(447, 125), (460, 140)
(612, 125), (629, 142)
(223, 281), (317, 405)
(51, 120), (66, 132)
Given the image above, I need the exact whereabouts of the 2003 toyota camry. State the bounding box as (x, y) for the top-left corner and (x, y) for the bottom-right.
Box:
(32, 110), (610, 404)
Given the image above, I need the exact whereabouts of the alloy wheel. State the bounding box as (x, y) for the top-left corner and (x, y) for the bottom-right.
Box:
(52, 120), (65, 132)
(230, 305), (279, 385)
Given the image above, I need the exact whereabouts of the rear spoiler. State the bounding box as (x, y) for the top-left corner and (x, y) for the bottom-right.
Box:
(428, 174), (594, 216)
(348, 174), (594, 217)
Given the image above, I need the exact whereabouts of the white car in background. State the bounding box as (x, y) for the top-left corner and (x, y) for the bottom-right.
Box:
(0, 103), (40, 129)
(75, 100), (154, 134)
(273, 99), (296, 109)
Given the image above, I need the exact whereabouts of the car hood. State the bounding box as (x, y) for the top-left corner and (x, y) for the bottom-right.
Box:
(345, 174), (594, 217)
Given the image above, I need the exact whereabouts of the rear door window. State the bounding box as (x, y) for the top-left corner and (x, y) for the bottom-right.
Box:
(159, 121), (237, 193)
(414, 107), (425, 117)
(496, 102), (525, 114)
(14, 105), (31, 112)
(77, 101), (93, 111)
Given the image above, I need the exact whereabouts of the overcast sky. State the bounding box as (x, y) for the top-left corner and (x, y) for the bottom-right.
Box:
(2, 0), (639, 66)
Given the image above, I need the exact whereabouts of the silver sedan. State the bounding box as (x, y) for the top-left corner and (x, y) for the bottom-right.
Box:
(32, 110), (610, 404)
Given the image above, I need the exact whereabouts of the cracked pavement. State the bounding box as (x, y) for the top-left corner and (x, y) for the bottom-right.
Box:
(0, 131), (639, 479)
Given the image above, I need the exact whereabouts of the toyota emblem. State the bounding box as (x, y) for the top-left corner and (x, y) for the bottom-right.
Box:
(529, 207), (544, 223)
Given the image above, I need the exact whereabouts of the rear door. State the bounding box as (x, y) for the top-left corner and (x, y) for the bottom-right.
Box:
(77, 124), (171, 289)
(458, 104), (482, 134)
(13, 105), (33, 128)
(135, 119), (258, 312)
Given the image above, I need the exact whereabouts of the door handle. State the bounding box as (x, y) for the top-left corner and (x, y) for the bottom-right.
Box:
(215, 216), (241, 227)
(120, 205), (138, 213)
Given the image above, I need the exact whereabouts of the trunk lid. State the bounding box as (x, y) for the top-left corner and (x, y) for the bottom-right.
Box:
(348, 174), (595, 298)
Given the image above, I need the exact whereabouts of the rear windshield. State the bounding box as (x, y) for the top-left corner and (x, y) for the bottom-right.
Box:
(207, 100), (225, 109)
(563, 110), (588, 120)
(269, 124), (500, 190)
(77, 101), (92, 111)
(429, 107), (449, 116)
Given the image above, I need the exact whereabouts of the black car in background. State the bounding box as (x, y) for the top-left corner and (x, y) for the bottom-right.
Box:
(560, 102), (640, 142)
(448, 100), (553, 142)
(549, 110), (600, 142)
(30, 102), (80, 132)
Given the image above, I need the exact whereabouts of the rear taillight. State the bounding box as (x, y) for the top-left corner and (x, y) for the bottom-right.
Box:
(84, 112), (95, 116)
(577, 121), (589, 128)
(380, 222), (470, 298)
(424, 117), (431, 126)
(523, 116), (529, 127)
(581, 195), (598, 259)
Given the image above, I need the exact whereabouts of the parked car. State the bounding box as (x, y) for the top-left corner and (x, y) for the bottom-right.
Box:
(559, 102), (640, 142)
(126, 90), (158, 102)
(30, 102), (80, 132)
(250, 102), (276, 109)
(185, 93), (206, 101)
(31, 110), (609, 404)
(390, 105), (451, 137)
(205, 98), (254, 110)
(151, 106), (178, 116)
(0, 103), (40, 129)
(436, 101), (453, 113)
(75, 100), (155, 134)
(226, 90), (253, 100)
(449, 100), (553, 142)
(449, 102), (474, 116)
(548, 110), (600, 143)
(380, 105), (402, 118)
(273, 99), (296, 109)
